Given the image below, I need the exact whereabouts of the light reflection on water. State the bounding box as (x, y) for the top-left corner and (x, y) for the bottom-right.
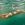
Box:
(0, 2), (24, 14)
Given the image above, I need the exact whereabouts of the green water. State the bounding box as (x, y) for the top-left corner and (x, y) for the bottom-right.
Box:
(0, 2), (24, 14)
(0, 0), (25, 25)
(0, 13), (25, 25)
